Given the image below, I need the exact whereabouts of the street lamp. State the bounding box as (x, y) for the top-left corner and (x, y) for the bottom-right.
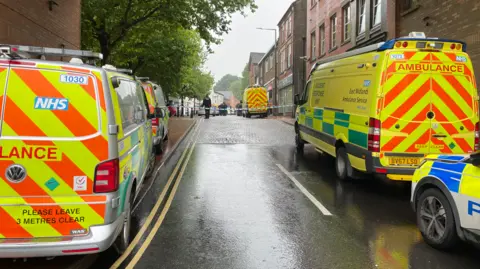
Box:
(256, 27), (277, 115)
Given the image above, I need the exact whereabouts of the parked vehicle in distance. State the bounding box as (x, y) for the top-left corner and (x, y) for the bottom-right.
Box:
(411, 153), (480, 250)
(295, 31), (479, 181)
(243, 86), (268, 118)
(0, 44), (155, 257)
(140, 79), (168, 154)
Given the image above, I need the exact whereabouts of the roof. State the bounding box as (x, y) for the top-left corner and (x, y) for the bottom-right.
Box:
(212, 91), (224, 96)
(258, 43), (277, 64)
(217, 91), (234, 99)
(249, 52), (266, 65)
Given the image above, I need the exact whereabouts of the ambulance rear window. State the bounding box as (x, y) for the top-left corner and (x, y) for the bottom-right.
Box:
(1, 67), (101, 139)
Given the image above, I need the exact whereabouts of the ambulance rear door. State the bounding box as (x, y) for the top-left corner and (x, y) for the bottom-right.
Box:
(0, 61), (108, 239)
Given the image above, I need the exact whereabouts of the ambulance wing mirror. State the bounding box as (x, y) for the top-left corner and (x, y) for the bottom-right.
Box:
(111, 77), (121, 88)
(294, 94), (300, 105)
(155, 107), (164, 118)
(470, 152), (480, 167)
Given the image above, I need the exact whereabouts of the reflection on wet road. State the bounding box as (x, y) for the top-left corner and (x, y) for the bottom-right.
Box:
(112, 116), (479, 268)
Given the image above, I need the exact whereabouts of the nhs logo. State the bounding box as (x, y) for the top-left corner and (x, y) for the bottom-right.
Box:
(34, 97), (69, 111)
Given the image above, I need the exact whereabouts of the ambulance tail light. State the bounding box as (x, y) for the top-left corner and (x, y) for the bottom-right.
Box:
(151, 118), (159, 126)
(94, 158), (119, 193)
(368, 118), (381, 152)
(475, 122), (480, 151)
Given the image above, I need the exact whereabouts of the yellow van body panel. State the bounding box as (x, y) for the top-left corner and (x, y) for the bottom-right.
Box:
(297, 39), (479, 180)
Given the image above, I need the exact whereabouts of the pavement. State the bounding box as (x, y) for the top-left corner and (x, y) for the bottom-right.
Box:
(104, 115), (478, 269)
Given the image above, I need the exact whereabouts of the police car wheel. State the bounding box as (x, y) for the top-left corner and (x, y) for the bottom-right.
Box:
(417, 188), (460, 250)
(114, 191), (134, 254)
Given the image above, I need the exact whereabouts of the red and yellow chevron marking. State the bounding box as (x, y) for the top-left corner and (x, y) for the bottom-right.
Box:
(0, 65), (108, 238)
(142, 82), (156, 114)
(380, 50), (477, 155)
(246, 88), (268, 111)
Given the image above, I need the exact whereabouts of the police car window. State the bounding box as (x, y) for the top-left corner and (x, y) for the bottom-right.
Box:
(114, 78), (136, 131)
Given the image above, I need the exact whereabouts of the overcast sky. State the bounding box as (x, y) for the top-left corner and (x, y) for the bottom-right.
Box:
(206, 0), (294, 83)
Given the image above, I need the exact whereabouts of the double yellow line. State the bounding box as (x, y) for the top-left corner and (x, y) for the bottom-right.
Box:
(111, 119), (201, 269)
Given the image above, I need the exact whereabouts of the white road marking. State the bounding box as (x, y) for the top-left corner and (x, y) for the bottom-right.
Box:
(276, 164), (333, 216)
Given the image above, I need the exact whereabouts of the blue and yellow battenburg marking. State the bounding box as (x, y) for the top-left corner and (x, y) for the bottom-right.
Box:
(413, 154), (480, 202)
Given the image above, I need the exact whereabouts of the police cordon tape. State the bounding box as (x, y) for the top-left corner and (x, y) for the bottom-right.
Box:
(172, 104), (296, 112)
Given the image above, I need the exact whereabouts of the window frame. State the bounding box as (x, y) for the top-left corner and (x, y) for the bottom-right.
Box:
(311, 31), (316, 60)
(319, 24), (325, 56)
(358, 0), (366, 34)
(372, 0), (381, 27)
(342, 4), (351, 42)
(330, 14), (337, 49)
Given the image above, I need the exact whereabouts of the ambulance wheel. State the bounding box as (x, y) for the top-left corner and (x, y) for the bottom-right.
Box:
(246, 113), (251, 118)
(295, 133), (304, 151)
(155, 139), (163, 155)
(114, 190), (134, 254)
(335, 147), (350, 181)
(416, 188), (460, 250)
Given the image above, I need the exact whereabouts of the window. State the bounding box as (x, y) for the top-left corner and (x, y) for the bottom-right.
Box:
(358, 0), (366, 34)
(269, 54), (274, 70)
(319, 25), (325, 55)
(343, 4), (351, 41)
(132, 82), (149, 122)
(311, 31), (316, 59)
(287, 15), (292, 36)
(115, 79), (137, 132)
(402, 0), (413, 11)
(330, 14), (337, 49)
(265, 58), (269, 72)
(372, 0), (381, 26)
(287, 44), (292, 68)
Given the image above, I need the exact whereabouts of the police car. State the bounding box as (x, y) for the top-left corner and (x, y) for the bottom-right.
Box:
(411, 153), (480, 249)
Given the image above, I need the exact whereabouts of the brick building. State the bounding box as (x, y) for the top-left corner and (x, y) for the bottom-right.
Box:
(306, 0), (396, 78)
(396, 0), (480, 86)
(258, 44), (277, 102)
(0, 0), (81, 49)
(277, 0), (307, 117)
(248, 52), (266, 86)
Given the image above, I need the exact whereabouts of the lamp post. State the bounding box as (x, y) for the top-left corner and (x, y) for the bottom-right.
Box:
(256, 27), (277, 115)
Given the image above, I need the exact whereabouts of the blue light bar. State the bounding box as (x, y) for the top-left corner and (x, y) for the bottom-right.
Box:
(377, 38), (467, 52)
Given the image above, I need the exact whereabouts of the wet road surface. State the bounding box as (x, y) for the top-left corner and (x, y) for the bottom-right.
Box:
(109, 115), (478, 269)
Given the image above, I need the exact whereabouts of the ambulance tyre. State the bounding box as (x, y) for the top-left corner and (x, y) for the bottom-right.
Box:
(295, 133), (304, 151)
(114, 190), (134, 254)
(155, 139), (163, 155)
(416, 188), (460, 250)
(335, 147), (351, 181)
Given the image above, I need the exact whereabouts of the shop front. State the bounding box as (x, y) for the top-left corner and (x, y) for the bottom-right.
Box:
(277, 74), (293, 116)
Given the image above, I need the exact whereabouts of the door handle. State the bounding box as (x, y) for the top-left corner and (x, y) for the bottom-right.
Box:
(432, 134), (447, 138)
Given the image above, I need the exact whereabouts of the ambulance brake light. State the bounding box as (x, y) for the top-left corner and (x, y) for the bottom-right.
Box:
(475, 122), (479, 151)
(94, 158), (119, 193)
(368, 118), (381, 152)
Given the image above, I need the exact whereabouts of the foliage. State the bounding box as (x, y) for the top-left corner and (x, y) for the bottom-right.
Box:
(228, 80), (243, 100)
(240, 62), (250, 90)
(81, 0), (257, 64)
(213, 74), (240, 92)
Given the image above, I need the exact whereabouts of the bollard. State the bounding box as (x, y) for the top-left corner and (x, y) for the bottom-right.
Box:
(190, 108), (193, 118)
(177, 106), (180, 117)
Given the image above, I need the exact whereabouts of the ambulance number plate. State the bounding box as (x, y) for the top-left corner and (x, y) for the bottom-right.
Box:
(388, 157), (421, 166)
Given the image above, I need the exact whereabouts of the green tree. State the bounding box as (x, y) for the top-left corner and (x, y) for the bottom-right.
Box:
(81, 0), (257, 64)
(240, 62), (250, 90)
(213, 74), (240, 92)
(228, 80), (243, 100)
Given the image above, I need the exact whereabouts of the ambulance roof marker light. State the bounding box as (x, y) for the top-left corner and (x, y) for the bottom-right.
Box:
(408, 32), (426, 39)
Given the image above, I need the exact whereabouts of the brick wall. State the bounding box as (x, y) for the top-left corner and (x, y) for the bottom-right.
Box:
(396, 0), (480, 86)
(0, 0), (81, 49)
(306, 0), (353, 75)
